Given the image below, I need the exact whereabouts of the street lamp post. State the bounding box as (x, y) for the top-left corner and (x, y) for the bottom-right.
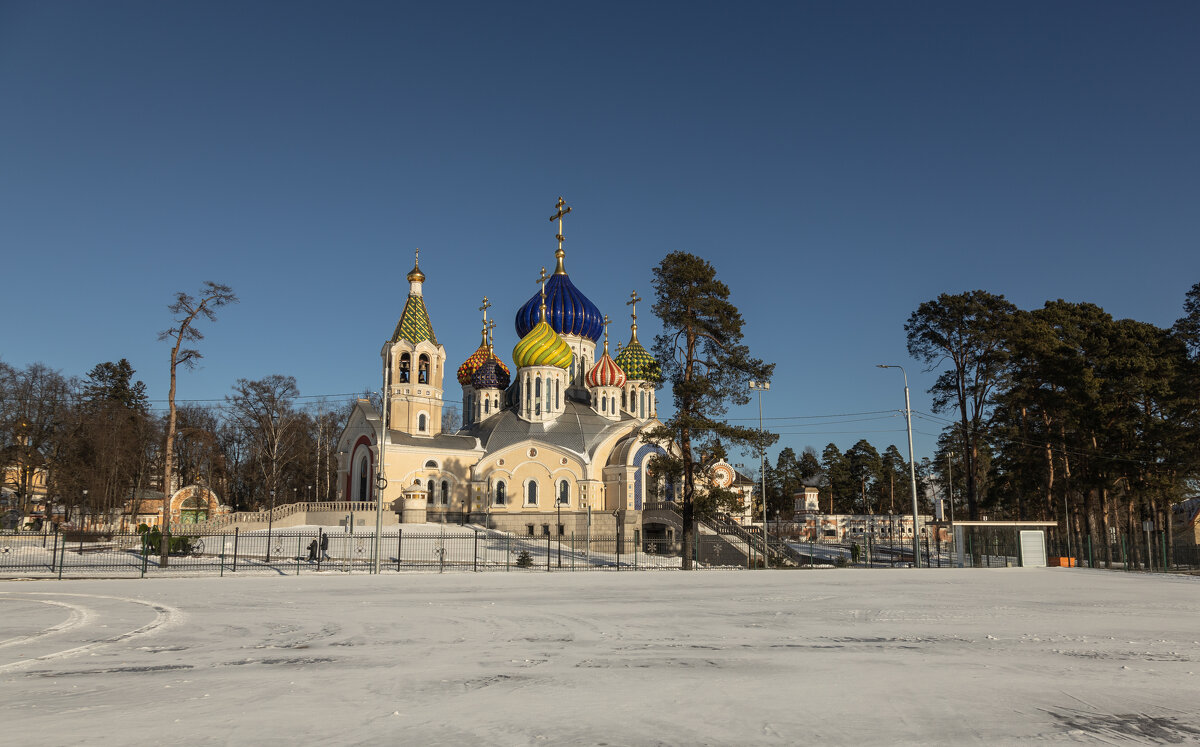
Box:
(374, 342), (392, 574)
(266, 489), (276, 562)
(877, 365), (922, 568)
(749, 380), (770, 569)
(556, 490), (563, 568)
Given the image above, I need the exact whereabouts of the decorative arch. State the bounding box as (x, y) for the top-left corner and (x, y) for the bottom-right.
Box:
(632, 443), (669, 511)
(347, 435), (374, 502)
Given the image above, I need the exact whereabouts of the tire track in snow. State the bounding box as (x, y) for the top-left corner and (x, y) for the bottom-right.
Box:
(0, 598), (91, 650)
(0, 592), (184, 673)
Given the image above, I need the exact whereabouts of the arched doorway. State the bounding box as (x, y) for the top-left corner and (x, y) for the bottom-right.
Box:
(180, 495), (210, 524)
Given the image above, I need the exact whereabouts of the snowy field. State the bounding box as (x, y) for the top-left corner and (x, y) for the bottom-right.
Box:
(2, 569), (1199, 746)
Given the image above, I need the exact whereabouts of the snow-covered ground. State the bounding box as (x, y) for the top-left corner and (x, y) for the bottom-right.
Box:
(2, 568), (1198, 745)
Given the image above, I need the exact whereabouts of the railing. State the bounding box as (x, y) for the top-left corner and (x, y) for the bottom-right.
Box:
(169, 501), (378, 533)
(642, 502), (801, 567)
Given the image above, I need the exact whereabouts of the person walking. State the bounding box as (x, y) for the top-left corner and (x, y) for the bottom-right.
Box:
(307, 538), (319, 562)
(319, 531), (329, 561)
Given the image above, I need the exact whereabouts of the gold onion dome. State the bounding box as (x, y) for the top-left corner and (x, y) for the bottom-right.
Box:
(513, 319), (572, 369)
(457, 332), (494, 384)
(406, 250), (425, 283)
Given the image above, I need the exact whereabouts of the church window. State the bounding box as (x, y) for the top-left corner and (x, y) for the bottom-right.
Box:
(399, 354), (411, 383)
(441, 480), (449, 505)
(558, 480), (569, 507)
(418, 354), (430, 384)
(526, 481), (538, 506)
(484, 398), (489, 414)
(622, 390), (627, 410)
(495, 481), (507, 505)
(601, 394), (607, 413)
(526, 523), (535, 536)
(640, 390), (646, 419)
(418, 414), (427, 432)
(357, 457), (369, 501)
(425, 460), (438, 469)
(426, 479), (435, 504)
(541, 524), (550, 536)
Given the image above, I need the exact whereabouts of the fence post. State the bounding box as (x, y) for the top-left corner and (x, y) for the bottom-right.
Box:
(57, 535), (66, 580)
(546, 531), (551, 572)
(506, 534), (511, 571)
(1161, 532), (1168, 572)
(296, 536), (301, 575)
(473, 530), (479, 573)
(220, 533), (226, 577)
(233, 527), (240, 572)
(50, 528), (58, 573)
(571, 533), (575, 571)
(616, 533), (621, 571)
(141, 533), (148, 578)
(397, 529), (403, 572)
(634, 535), (639, 571)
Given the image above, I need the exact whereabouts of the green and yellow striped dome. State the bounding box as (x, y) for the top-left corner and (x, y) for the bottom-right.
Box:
(513, 320), (572, 369)
(614, 338), (661, 382)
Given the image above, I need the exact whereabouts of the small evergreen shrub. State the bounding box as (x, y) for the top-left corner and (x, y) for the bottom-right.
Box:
(515, 550), (534, 568)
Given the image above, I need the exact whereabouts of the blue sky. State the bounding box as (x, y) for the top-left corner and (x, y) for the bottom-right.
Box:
(2, 1), (1198, 468)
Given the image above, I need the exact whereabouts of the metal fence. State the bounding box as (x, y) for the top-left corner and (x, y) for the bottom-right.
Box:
(0, 528), (719, 579)
(4, 527), (1195, 578)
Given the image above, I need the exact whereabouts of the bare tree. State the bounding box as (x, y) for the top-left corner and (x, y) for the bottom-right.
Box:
(159, 283), (236, 559)
(226, 375), (303, 509)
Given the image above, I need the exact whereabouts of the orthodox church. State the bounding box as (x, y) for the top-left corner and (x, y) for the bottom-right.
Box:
(335, 199), (669, 541)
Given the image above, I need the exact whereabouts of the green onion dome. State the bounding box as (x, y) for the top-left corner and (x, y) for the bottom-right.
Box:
(513, 319), (572, 370)
(614, 335), (661, 382)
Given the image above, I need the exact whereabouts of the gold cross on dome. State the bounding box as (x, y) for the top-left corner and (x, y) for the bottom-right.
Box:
(602, 314), (612, 348)
(627, 290), (641, 322)
(549, 196), (572, 246)
(486, 319), (497, 350)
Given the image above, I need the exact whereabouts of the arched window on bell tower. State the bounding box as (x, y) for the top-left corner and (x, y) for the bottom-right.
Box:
(399, 353), (411, 383)
(418, 354), (430, 384)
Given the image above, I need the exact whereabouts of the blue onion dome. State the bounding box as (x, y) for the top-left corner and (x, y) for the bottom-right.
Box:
(471, 353), (511, 390)
(614, 325), (661, 382)
(514, 249), (603, 341)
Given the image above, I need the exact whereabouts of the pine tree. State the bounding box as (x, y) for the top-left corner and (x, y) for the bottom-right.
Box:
(644, 251), (775, 569)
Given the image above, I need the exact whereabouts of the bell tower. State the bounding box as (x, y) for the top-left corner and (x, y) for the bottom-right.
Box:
(384, 250), (446, 437)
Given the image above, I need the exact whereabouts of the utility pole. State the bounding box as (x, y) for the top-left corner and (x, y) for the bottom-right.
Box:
(878, 365), (922, 568)
(749, 380), (770, 568)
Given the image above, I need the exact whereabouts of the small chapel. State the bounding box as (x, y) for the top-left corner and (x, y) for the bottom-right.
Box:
(334, 199), (670, 541)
